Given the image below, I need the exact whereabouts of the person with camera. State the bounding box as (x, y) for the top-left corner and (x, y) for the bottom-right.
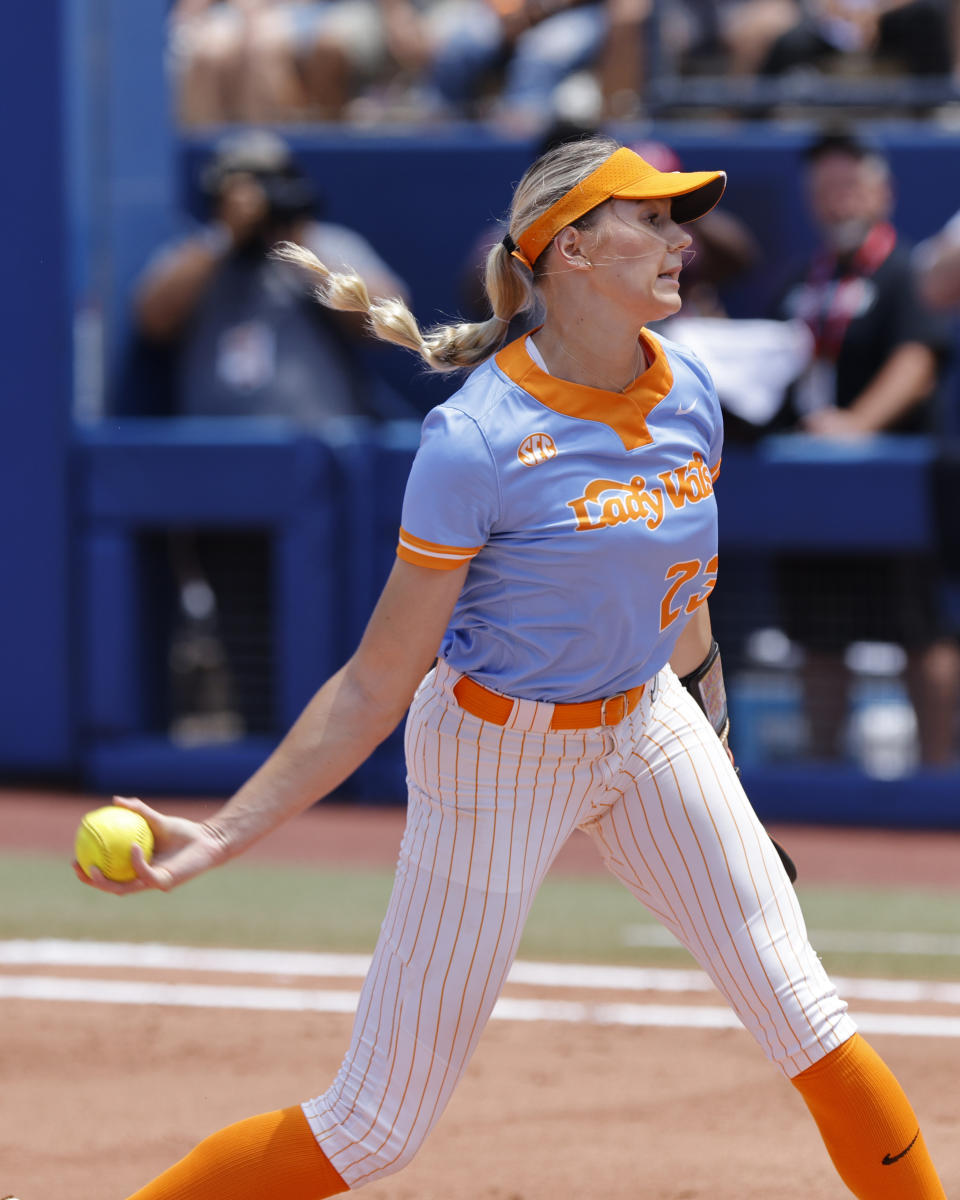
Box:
(135, 129), (410, 425)
(133, 131), (412, 741)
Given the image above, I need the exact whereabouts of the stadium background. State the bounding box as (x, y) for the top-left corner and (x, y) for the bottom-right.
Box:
(5, 0), (960, 819)
(5, 0), (960, 816)
(2, 4), (960, 1197)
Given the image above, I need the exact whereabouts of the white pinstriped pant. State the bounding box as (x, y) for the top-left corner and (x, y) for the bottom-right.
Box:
(302, 660), (856, 1188)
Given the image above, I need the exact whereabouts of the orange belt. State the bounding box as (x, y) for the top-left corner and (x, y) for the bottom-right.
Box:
(452, 674), (645, 730)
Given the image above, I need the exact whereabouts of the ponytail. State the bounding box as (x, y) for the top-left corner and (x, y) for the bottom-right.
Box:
(270, 241), (534, 374)
(272, 136), (620, 372)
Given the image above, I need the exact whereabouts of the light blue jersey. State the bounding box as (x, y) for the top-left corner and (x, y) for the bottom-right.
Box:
(397, 328), (722, 702)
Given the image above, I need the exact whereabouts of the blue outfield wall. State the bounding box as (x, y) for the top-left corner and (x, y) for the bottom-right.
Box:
(100, 122), (960, 831)
(70, 122), (960, 819)
(163, 122), (960, 422)
(5, 11), (960, 824)
(72, 421), (960, 828)
(0, 0), (74, 773)
(176, 123), (960, 322)
(0, 0), (172, 779)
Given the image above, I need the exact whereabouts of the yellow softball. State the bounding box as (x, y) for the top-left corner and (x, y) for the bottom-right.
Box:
(75, 805), (154, 882)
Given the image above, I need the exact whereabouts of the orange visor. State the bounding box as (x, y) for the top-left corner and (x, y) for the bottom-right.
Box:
(512, 146), (726, 270)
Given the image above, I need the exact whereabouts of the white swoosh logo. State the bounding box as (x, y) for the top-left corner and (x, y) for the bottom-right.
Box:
(676, 397), (697, 415)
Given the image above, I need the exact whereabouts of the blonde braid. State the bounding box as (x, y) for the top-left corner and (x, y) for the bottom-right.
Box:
(270, 136), (620, 374)
(271, 241), (524, 373)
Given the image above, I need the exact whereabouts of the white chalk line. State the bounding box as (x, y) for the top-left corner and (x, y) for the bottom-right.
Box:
(4, 974), (960, 1039)
(5, 940), (960, 1004)
(624, 924), (960, 956)
(2, 941), (960, 1038)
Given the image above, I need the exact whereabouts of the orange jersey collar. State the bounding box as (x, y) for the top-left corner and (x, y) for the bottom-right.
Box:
(494, 328), (673, 451)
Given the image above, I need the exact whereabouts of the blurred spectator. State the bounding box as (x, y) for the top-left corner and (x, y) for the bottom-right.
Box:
(246, 1), (388, 120)
(760, 0), (953, 78)
(422, 0), (609, 124)
(169, 0), (250, 125)
(631, 142), (816, 442)
(133, 130), (411, 739)
(665, 0), (803, 76)
(719, 0), (804, 73)
(167, 0), (955, 125)
(366, 0), (800, 124)
(427, 0), (803, 123)
(169, 0), (617, 126)
(595, 0), (649, 117)
(134, 129), (410, 424)
(767, 128), (960, 765)
(914, 210), (960, 727)
(169, 0), (386, 124)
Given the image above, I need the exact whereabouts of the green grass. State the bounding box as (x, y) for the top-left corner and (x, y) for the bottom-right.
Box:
(2, 851), (959, 980)
(1, 852), (394, 952)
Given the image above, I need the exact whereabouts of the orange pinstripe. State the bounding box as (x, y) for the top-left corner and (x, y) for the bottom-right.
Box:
(482, 737), (544, 1007)
(632, 731), (801, 1060)
(350, 794), (461, 1164)
(654, 757), (802, 1055)
(371, 732), (513, 1182)
(650, 689), (836, 1057)
(301, 662), (855, 1186)
(477, 731), (556, 1023)
(587, 813), (680, 930)
(315, 803), (418, 1134)
(609, 755), (783, 1059)
(601, 680), (848, 1074)
(362, 749), (487, 1179)
(337, 702), (484, 1178)
(662, 691), (840, 1056)
(310, 689), (450, 1145)
(530, 743), (579, 882)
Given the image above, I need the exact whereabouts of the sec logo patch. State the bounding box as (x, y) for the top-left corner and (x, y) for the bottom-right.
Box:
(517, 432), (557, 467)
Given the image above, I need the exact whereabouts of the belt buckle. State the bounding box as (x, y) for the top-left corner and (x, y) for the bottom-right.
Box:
(600, 692), (627, 726)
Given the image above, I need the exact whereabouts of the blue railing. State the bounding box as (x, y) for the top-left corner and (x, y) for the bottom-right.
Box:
(72, 419), (960, 825)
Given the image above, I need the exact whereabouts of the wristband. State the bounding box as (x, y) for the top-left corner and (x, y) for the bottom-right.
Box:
(679, 639), (729, 743)
(680, 641), (797, 883)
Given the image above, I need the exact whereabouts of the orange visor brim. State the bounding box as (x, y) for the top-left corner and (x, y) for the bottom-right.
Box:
(513, 146), (726, 270)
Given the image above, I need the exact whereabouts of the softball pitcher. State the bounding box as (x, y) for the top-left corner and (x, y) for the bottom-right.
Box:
(79, 137), (946, 1199)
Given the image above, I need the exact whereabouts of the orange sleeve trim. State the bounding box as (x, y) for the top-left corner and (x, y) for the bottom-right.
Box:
(397, 544), (468, 570)
(396, 528), (483, 570)
(399, 528), (484, 556)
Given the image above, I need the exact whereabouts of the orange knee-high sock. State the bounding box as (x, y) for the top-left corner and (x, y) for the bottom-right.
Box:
(126, 1105), (348, 1200)
(792, 1033), (945, 1199)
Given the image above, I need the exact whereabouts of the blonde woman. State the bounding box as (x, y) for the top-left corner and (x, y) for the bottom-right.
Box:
(80, 137), (945, 1199)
